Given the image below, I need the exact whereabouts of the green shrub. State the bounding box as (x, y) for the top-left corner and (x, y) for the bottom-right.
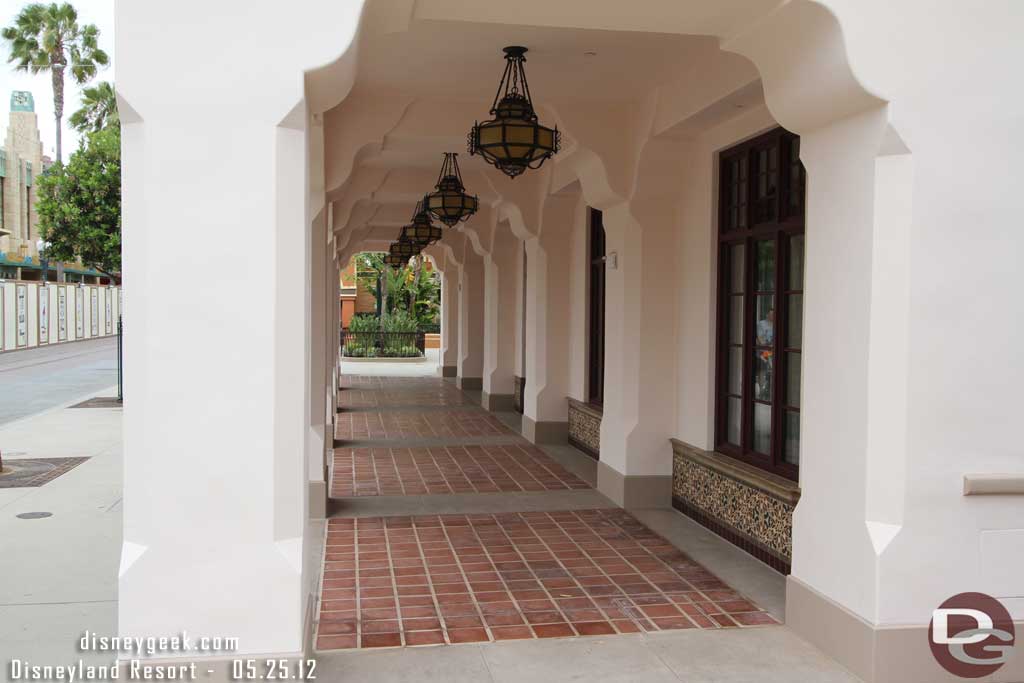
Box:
(397, 345), (422, 358)
(380, 310), (418, 333)
(349, 314), (378, 333)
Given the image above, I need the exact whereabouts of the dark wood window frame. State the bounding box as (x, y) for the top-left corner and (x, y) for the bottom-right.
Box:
(714, 127), (805, 481)
(587, 208), (606, 406)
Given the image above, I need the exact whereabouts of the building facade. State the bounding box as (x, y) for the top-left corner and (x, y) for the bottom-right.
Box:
(0, 91), (47, 264)
(0, 91), (109, 284)
(116, 2), (1024, 681)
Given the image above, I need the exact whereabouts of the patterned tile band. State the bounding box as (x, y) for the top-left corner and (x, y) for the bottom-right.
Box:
(513, 376), (525, 414)
(670, 440), (798, 569)
(567, 398), (601, 458)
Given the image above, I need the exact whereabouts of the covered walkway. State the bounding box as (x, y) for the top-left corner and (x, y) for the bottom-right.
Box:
(312, 371), (855, 681)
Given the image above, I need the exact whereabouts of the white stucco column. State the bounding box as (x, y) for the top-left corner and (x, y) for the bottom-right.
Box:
(456, 238), (485, 390)
(119, 107), (312, 657)
(329, 252), (340, 416)
(307, 210), (328, 519)
(595, 195), (679, 507)
(481, 224), (519, 411)
(440, 259), (459, 378)
(522, 195), (573, 444)
(513, 241), (526, 381)
(115, 0), (361, 660)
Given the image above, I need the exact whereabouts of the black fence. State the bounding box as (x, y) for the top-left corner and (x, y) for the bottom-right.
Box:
(341, 330), (425, 358)
(117, 316), (124, 402)
(418, 323), (441, 334)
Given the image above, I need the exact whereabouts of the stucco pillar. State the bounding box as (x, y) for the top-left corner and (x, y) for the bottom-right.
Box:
(513, 241), (526, 381)
(118, 109), (312, 658)
(481, 225), (519, 412)
(113, 0), (364, 659)
(522, 195), (573, 444)
(329, 253), (340, 416)
(440, 265), (459, 378)
(457, 242), (485, 390)
(596, 197), (678, 509)
(307, 210), (328, 519)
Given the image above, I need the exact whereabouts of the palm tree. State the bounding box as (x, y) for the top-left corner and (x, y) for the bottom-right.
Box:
(69, 80), (116, 133)
(2, 3), (109, 163)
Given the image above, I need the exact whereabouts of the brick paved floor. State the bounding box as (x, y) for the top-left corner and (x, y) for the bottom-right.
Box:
(340, 376), (459, 389)
(323, 376), (779, 654)
(338, 388), (472, 409)
(315, 509), (778, 650)
(331, 445), (591, 497)
(335, 410), (511, 441)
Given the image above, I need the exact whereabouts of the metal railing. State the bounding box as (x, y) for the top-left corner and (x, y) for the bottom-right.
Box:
(117, 315), (124, 402)
(341, 330), (425, 358)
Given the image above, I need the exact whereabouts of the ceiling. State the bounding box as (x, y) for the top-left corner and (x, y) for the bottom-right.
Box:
(354, 20), (722, 103)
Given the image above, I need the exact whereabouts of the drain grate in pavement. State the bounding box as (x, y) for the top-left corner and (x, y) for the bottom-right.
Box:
(16, 512), (53, 519)
(0, 457), (90, 488)
(70, 397), (123, 409)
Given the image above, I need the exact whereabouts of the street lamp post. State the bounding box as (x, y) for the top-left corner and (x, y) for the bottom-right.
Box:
(36, 239), (51, 283)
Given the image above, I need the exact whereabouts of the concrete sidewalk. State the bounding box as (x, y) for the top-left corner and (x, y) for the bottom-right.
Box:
(0, 385), (122, 677)
(340, 347), (441, 377)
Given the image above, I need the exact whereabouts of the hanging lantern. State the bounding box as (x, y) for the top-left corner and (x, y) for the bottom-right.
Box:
(389, 237), (420, 260)
(401, 201), (444, 246)
(468, 46), (560, 179)
(423, 153), (479, 226)
(383, 252), (406, 269)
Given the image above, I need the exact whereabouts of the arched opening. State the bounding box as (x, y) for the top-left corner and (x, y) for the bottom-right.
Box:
(128, 2), (1024, 682)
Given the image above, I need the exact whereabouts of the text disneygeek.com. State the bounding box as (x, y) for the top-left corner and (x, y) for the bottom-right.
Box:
(7, 632), (316, 681)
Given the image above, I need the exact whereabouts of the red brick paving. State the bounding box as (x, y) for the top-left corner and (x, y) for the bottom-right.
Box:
(315, 509), (778, 651)
(335, 410), (510, 441)
(331, 444), (591, 497)
(338, 387), (471, 409)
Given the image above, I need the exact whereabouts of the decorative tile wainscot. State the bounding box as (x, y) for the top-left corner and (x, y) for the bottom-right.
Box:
(567, 398), (601, 459)
(671, 439), (799, 574)
(513, 376), (525, 414)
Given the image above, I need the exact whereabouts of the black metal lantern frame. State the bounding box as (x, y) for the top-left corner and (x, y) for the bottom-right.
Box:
(389, 237), (420, 260)
(468, 46), (561, 179)
(401, 201), (444, 246)
(424, 153), (479, 226)
(383, 252), (406, 269)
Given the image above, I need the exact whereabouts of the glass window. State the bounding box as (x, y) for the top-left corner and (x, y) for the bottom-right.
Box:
(716, 128), (805, 479)
(588, 208), (606, 406)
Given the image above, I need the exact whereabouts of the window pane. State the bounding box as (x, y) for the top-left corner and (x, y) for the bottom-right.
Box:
(789, 235), (804, 290)
(786, 351), (801, 407)
(754, 294), (775, 346)
(729, 296), (744, 345)
(753, 349), (773, 401)
(730, 244), (745, 293)
(784, 411), (800, 465)
(752, 403), (771, 454)
(787, 293), (802, 348)
(728, 347), (743, 396)
(754, 240), (775, 291)
(727, 397), (742, 445)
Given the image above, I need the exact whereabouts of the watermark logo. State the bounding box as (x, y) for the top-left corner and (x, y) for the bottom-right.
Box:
(929, 592), (1015, 678)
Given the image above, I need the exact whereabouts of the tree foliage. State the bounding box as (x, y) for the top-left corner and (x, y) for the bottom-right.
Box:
(354, 253), (440, 328)
(2, 2), (109, 162)
(69, 79), (117, 133)
(36, 124), (121, 280)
